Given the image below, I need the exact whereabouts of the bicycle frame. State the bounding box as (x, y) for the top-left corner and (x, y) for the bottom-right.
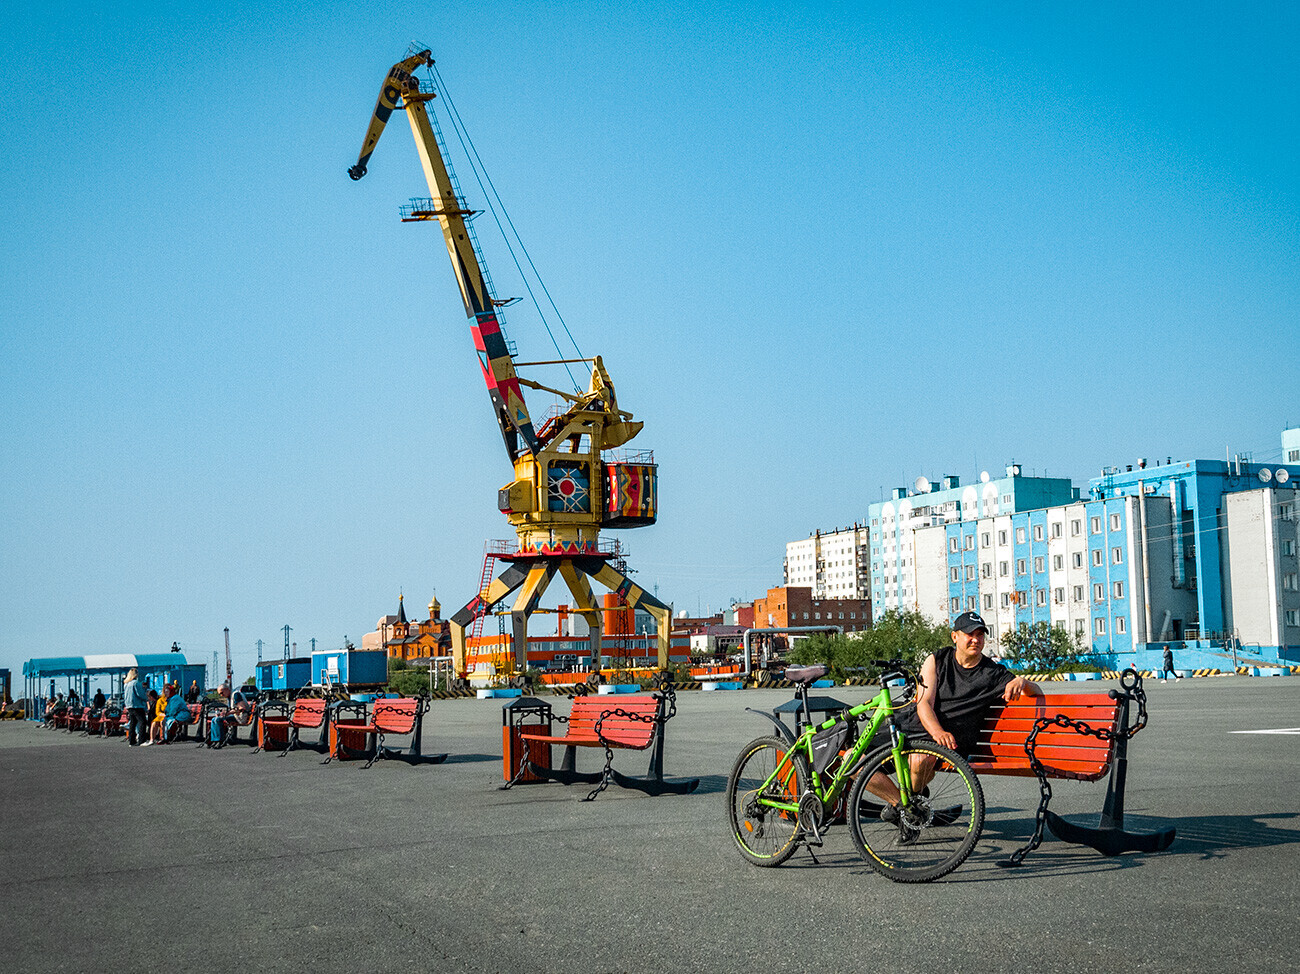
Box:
(755, 679), (916, 820)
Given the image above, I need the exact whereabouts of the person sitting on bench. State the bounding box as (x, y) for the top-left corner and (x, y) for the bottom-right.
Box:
(870, 612), (1041, 814)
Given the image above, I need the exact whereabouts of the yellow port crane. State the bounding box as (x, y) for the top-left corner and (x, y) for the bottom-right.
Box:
(350, 49), (672, 677)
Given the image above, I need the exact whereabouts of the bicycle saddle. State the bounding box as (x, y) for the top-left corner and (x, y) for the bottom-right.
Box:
(783, 665), (828, 685)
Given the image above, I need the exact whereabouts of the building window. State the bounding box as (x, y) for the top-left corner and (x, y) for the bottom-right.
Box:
(1054, 587), (1064, 604)
(1053, 554), (1064, 571)
(1112, 547), (1123, 564)
(803, 612), (809, 620)
(1115, 616), (1126, 634)
(1284, 540), (1296, 557)
(1283, 503), (1295, 521)
(1286, 609), (1300, 627)
(1051, 522), (1062, 538)
(1283, 573), (1298, 592)
(1094, 583), (1106, 602)
(951, 598), (960, 612)
(1075, 619), (1086, 635)
(1001, 593), (1011, 608)
(1095, 617), (1107, 636)
(950, 538), (960, 552)
(1034, 556), (1045, 573)
(814, 612), (820, 620)
(1016, 528), (1026, 544)
(998, 530), (1008, 545)
(1017, 559), (1027, 576)
(1091, 516), (1102, 535)
(984, 594), (993, 610)
(1072, 519), (1082, 536)
(981, 562), (992, 578)
(1113, 581), (1125, 599)
(950, 568), (960, 582)
(1110, 513), (1122, 531)
(1035, 589), (1046, 606)
(981, 532), (991, 548)
(1093, 550), (1103, 567)
(999, 561), (1009, 577)
(964, 535), (974, 550)
(1033, 525), (1044, 542)
(1074, 585), (1084, 601)
(1073, 552), (1084, 569)
(965, 566), (976, 581)
(967, 596), (977, 611)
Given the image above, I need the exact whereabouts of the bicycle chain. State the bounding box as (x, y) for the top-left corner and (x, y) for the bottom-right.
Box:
(999, 669), (1148, 867)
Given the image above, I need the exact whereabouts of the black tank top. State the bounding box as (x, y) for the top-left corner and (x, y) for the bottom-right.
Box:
(900, 647), (1014, 755)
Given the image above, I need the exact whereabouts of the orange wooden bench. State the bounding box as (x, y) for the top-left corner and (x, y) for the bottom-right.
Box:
(510, 688), (699, 800)
(283, 697), (330, 755)
(328, 697), (447, 769)
(966, 670), (1175, 864)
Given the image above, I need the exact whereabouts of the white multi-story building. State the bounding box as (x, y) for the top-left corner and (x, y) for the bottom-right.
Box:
(1223, 487), (1300, 650)
(784, 524), (870, 600)
(868, 468), (1078, 615)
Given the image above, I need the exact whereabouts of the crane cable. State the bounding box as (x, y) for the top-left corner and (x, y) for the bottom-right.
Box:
(424, 58), (585, 395)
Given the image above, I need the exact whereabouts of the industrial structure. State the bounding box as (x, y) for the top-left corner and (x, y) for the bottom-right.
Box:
(350, 49), (672, 679)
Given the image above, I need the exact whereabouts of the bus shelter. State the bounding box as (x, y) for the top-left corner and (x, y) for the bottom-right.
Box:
(21, 654), (205, 719)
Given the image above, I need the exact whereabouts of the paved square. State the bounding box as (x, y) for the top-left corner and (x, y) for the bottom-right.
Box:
(4, 677), (1297, 973)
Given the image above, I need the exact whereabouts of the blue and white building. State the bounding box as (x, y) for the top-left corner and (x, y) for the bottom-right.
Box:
(867, 467), (1077, 615)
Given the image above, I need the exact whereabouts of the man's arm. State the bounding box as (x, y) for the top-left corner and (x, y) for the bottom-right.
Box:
(1002, 674), (1041, 702)
(914, 654), (957, 751)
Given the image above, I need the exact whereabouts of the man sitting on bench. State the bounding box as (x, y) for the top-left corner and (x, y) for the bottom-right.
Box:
(872, 611), (1041, 813)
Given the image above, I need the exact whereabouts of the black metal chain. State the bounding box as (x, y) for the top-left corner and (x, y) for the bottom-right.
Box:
(999, 669), (1147, 868)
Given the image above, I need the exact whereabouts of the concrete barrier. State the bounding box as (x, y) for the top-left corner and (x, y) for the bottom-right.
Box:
(597, 683), (642, 695)
(701, 681), (743, 691)
(476, 688), (522, 699)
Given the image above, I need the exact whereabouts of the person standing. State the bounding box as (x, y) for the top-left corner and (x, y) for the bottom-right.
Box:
(124, 668), (148, 746)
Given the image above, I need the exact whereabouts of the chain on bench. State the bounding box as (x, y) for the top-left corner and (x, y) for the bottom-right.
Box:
(999, 669), (1148, 868)
(582, 678), (678, 802)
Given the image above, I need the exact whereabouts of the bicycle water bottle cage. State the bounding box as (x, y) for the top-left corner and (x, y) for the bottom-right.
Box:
(784, 665), (828, 686)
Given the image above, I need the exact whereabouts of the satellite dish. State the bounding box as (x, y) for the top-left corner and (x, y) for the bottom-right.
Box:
(914, 476), (931, 494)
(980, 471), (990, 483)
(1259, 468), (1273, 483)
(1278, 468), (1291, 485)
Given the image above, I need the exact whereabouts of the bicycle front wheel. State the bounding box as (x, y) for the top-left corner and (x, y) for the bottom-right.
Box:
(725, 735), (809, 867)
(847, 742), (984, 883)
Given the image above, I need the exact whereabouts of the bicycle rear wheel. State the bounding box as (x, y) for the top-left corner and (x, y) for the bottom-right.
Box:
(847, 742), (984, 883)
(726, 735), (809, 867)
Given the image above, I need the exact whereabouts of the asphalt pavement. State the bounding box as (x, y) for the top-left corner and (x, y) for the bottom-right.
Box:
(2, 675), (1297, 973)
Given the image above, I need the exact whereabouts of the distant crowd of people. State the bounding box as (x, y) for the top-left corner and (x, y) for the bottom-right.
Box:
(42, 671), (249, 746)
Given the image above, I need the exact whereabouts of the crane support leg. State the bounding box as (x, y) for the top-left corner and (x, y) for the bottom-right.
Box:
(577, 557), (673, 670)
(510, 562), (557, 674)
(449, 561), (532, 675)
(558, 561), (604, 674)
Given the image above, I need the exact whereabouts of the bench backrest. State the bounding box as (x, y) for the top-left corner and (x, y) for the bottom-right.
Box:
(967, 692), (1121, 782)
(568, 695), (661, 747)
(373, 698), (422, 735)
(291, 697), (328, 728)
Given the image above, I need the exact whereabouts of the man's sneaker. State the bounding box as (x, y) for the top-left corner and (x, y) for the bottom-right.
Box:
(140, 740), (152, 747)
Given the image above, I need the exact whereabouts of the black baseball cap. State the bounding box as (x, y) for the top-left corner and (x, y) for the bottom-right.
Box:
(952, 611), (989, 634)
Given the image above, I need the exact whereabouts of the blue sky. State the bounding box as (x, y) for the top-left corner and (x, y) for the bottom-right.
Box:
(3, 1), (1297, 684)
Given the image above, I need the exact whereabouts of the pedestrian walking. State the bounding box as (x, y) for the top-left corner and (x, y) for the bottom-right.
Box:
(1162, 646), (1181, 682)
(123, 668), (149, 746)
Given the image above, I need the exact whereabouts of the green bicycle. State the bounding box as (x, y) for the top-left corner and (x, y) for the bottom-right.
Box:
(725, 659), (985, 883)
